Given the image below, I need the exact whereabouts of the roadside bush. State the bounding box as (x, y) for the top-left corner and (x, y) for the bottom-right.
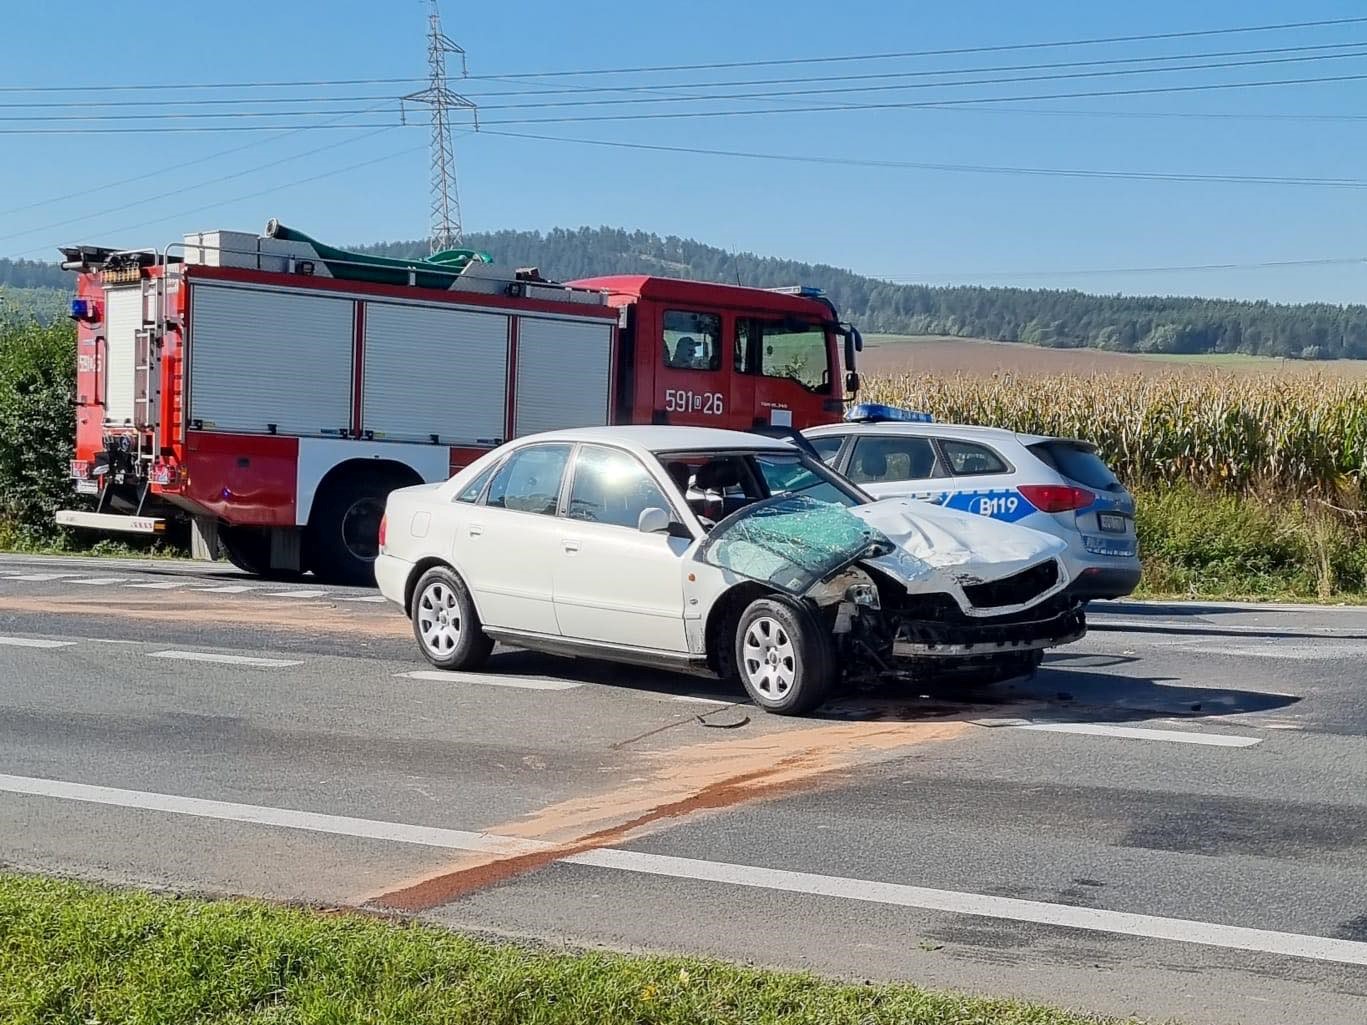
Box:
(1135, 484), (1367, 599)
(0, 313), (77, 545)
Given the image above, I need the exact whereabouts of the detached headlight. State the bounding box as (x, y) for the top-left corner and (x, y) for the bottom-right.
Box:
(845, 582), (881, 609)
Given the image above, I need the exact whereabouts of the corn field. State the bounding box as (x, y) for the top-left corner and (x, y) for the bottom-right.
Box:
(865, 372), (1367, 499)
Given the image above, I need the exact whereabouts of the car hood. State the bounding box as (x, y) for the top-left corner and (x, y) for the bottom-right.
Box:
(696, 495), (1066, 598)
(850, 498), (1067, 585)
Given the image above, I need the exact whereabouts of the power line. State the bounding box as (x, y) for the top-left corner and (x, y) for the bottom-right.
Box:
(7, 37), (1352, 109)
(877, 256), (1367, 282)
(467, 47), (1367, 112)
(478, 69), (1367, 126)
(464, 15), (1367, 79)
(0, 126), (399, 245)
(482, 129), (1367, 189)
(5, 15), (1366, 95)
(0, 122), (403, 135)
(457, 38), (1367, 100)
(0, 77), (422, 94)
(12, 142), (430, 259)
(10, 46), (1367, 127)
(0, 93), (403, 110)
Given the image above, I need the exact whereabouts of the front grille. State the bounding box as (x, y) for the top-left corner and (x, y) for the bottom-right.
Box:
(961, 560), (1059, 609)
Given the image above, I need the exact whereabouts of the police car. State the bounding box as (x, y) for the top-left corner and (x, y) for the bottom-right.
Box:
(804, 405), (1141, 600)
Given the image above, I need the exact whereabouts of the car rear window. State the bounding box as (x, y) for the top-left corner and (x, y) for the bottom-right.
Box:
(1030, 441), (1121, 491)
(939, 439), (1008, 476)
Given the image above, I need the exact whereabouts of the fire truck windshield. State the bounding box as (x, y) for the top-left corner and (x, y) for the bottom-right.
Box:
(743, 320), (835, 393)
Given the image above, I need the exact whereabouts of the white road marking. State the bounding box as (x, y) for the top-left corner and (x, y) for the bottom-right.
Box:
(671, 694), (735, 705)
(266, 589), (330, 599)
(147, 650), (304, 668)
(567, 848), (1367, 967)
(1012, 722), (1261, 747)
(7, 573), (81, 582)
(191, 585), (259, 594)
(337, 595), (386, 604)
(126, 581), (188, 590)
(399, 670), (580, 691)
(1175, 643), (1363, 661)
(5, 771), (1367, 968)
(0, 636), (76, 649)
(66, 577), (131, 586)
(0, 773), (541, 857)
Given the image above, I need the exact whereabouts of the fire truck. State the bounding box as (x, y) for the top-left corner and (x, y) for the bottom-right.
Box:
(57, 221), (863, 583)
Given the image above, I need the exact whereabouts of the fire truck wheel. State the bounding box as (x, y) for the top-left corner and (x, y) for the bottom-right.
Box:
(410, 565), (493, 670)
(309, 471), (410, 586)
(218, 525), (302, 581)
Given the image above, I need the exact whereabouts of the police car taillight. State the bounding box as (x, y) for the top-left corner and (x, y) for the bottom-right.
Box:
(378, 514), (387, 549)
(1019, 484), (1094, 513)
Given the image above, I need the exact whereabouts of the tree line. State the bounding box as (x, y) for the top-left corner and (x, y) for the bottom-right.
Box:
(7, 232), (1367, 359)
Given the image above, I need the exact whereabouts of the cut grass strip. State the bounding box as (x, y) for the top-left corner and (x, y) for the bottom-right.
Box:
(0, 872), (1133, 1024)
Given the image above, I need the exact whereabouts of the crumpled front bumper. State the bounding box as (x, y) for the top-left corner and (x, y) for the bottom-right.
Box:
(891, 601), (1086, 658)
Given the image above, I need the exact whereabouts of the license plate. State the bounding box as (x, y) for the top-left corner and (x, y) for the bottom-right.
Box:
(75, 479), (99, 496)
(1098, 512), (1127, 533)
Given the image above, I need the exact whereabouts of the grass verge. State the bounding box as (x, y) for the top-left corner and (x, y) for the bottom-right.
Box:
(1133, 485), (1367, 602)
(0, 872), (1127, 1025)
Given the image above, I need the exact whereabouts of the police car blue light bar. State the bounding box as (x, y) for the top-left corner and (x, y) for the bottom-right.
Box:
(844, 403), (934, 423)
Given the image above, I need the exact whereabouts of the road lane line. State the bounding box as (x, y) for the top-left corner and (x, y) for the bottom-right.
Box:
(4, 771), (1367, 968)
(66, 577), (131, 586)
(1012, 723), (1261, 747)
(266, 589), (330, 599)
(0, 773), (542, 856)
(671, 694), (736, 705)
(566, 849), (1367, 967)
(0, 636), (76, 649)
(7, 573), (81, 582)
(126, 581), (189, 590)
(148, 650), (304, 668)
(399, 670), (580, 690)
(338, 595), (387, 604)
(191, 585), (259, 594)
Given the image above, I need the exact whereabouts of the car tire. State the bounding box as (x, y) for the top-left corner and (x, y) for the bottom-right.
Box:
(410, 565), (494, 671)
(734, 597), (834, 715)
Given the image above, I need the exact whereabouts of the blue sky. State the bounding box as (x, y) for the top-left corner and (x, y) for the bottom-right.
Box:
(5, 1), (1367, 303)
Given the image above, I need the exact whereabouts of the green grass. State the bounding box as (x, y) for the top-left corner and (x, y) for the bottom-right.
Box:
(0, 872), (1129, 1025)
(1133, 485), (1367, 602)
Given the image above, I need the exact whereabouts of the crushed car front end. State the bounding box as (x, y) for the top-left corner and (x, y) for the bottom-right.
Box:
(698, 495), (1086, 683)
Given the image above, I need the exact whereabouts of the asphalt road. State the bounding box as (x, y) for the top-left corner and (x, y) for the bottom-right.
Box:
(3, 552), (1367, 1024)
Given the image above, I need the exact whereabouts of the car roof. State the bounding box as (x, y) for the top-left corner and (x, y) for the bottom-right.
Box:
(516, 424), (796, 456)
(805, 420), (1054, 447)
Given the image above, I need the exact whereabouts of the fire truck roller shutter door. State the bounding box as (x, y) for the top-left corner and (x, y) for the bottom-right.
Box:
(189, 284), (353, 435)
(514, 317), (613, 436)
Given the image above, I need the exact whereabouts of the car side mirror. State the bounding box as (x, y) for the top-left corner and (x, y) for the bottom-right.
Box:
(845, 370), (861, 394)
(638, 507), (671, 534)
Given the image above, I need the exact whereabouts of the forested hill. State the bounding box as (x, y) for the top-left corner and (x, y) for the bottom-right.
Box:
(8, 233), (1367, 358)
(362, 229), (1367, 360)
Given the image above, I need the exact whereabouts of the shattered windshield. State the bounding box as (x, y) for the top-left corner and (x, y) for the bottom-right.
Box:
(696, 495), (893, 595)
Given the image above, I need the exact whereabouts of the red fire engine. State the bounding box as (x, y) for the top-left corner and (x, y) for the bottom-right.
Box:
(58, 221), (863, 583)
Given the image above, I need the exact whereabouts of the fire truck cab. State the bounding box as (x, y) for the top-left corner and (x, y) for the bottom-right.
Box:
(58, 223), (861, 583)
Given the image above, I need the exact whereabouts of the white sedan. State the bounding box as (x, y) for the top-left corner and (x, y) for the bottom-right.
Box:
(376, 426), (1085, 715)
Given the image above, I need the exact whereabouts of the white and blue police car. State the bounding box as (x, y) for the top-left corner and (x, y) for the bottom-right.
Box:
(804, 404), (1141, 600)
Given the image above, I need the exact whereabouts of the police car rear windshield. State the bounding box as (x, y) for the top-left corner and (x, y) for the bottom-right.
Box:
(1029, 441), (1122, 492)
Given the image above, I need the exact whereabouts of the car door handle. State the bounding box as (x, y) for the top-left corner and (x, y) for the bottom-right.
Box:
(468, 524), (483, 538)
(562, 539), (581, 554)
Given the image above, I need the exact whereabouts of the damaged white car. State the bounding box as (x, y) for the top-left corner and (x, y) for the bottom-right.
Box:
(375, 426), (1085, 715)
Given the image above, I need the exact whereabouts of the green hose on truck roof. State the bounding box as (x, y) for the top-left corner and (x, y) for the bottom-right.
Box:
(265, 218), (493, 289)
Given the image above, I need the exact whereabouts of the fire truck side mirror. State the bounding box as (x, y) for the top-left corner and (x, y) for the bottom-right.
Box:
(845, 370), (861, 395)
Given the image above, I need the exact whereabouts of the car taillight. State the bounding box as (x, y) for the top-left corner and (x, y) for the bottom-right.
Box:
(378, 513), (387, 548)
(1019, 484), (1094, 513)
